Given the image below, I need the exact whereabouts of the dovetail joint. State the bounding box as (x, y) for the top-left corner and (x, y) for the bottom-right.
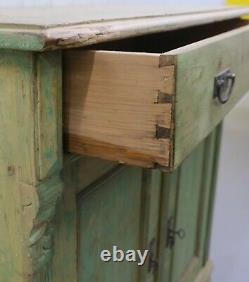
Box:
(155, 91), (173, 104)
(156, 125), (171, 139)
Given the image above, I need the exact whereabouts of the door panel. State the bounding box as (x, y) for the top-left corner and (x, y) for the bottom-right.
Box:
(77, 166), (162, 282)
(157, 170), (179, 282)
(171, 141), (205, 282)
(157, 124), (222, 282)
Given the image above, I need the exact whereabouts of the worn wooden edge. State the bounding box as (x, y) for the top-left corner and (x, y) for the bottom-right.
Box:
(194, 260), (213, 282)
(0, 6), (249, 51)
(159, 54), (177, 171)
(64, 135), (171, 169)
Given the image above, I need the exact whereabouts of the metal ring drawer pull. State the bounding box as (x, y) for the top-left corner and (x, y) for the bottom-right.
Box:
(213, 69), (236, 104)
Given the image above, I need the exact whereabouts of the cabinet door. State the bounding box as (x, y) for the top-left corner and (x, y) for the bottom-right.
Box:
(78, 166), (143, 281)
(52, 162), (162, 282)
(52, 126), (221, 282)
(158, 125), (221, 282)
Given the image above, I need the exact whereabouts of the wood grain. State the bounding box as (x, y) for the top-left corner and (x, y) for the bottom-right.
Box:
(63, 50), (175, 168)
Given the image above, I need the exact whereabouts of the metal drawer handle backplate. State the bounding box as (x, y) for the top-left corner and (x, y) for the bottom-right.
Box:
(213, 69), (236, 104)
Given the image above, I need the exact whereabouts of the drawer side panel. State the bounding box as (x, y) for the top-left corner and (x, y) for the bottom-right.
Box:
(64, 50), (175, 168)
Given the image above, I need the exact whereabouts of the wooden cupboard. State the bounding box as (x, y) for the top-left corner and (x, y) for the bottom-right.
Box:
(0, 6), (248, 282)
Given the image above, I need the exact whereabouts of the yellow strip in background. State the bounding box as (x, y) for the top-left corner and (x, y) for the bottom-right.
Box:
(227, 0), (249, 18)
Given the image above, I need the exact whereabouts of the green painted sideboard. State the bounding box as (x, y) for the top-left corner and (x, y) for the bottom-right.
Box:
(0, 6), (249, 282)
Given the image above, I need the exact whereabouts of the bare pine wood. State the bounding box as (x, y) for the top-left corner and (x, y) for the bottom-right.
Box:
(64, 50), (175, 168)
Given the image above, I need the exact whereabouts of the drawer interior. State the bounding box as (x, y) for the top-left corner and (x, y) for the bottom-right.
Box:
(86, 18), (248, 53)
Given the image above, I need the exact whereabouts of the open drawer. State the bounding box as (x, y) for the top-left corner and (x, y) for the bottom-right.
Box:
(63, 19), (249, 171)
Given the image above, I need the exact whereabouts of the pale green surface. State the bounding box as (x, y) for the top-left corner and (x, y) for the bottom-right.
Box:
(171, 138), (205, 282)
(0, 50), (63, 281)
(0, 50), (35, 282)
(158, 170), (179, 282)
(51, 127), (221, 282)
(167, 25), (249, 169)
(78, 166), (143, 282)
(157, 126), (222, 282)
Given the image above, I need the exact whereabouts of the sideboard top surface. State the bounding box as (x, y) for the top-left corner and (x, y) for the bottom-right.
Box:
(0, 5), (249, 51)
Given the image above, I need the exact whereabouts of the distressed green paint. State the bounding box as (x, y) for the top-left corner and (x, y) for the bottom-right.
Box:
(35, 51), (62, 180)
(0, 50), (63, 282)
(166, 25), (249, 169)
(52, 164), (162, 282)
(51, 158), (78, 282)
(0, 31), (45, 51)
(170, 139), (206, 282)
(0, 50), (37, 282)
(156, 125), (222, 282)
(157, 170), (179, 282)
(50, 127), (222, 282)
(139, 169), (162, 282)
(203, 123), (223, 263)
(78, 166), (143, 282)
(197, 126), (219, 263)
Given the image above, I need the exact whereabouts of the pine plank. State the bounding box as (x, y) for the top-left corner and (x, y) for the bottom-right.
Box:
(63, 50), (174, 168)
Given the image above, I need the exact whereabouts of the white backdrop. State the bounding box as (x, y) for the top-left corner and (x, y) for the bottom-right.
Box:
(0, 0), (224, 7)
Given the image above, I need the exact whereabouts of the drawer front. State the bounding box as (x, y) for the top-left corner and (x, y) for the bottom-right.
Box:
(64, 25), (249, 170)
(164, 24), (249, 169)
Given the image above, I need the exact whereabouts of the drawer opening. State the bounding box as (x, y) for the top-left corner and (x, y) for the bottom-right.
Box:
(63, 17), (249, 170)
(85, 18), (248, 53)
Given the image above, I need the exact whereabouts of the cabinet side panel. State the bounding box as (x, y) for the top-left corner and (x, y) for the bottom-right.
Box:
(0, 51), (36, 282)
(0, 50), (63, 282)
